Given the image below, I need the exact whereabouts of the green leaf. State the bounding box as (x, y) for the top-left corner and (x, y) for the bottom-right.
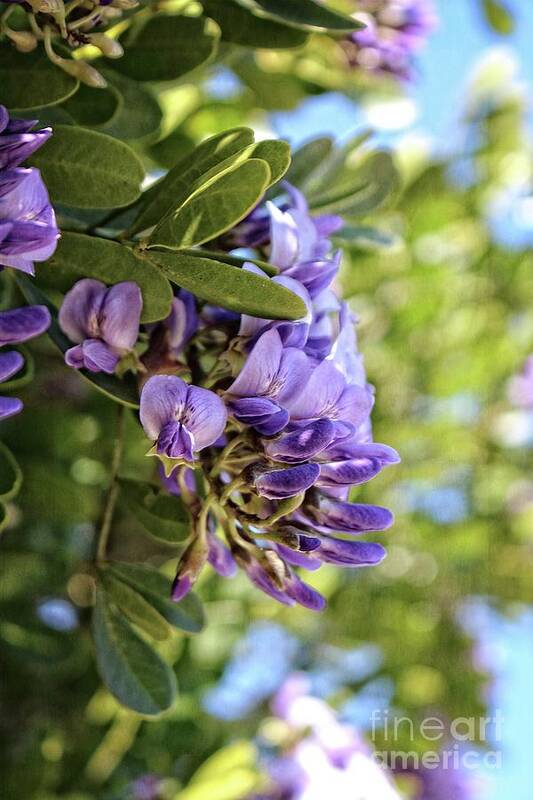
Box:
(131, 127), (255, 235)
(301, 130), (372, 195)
(149, 129), (194, 170)
(0, 442), (23, 503)
(231, 0), (361, 32)
(99, 69), (163, 141)
(0, 47), (79, 110)
(202, 0), (308, 48)
(119, 478), (191, 544)
(146, 251), (307, 319)
(100, 573), (172, 641)
(38, 232), (173, 324)
(250, 140), (291, 186)
(28, 125), (145, 209)
(112, 14), (219, 82)
(149, 159), (270, 248)
(107, 562), (205, 634)
(308, 151), (398, 216)
(92, 589), (177, 715)
(0, 504), (7, 534)
(15, 275), (140, 409)
(482, 0), (515, 34)
(61, 83), (122, 128)
(285, 137), (334, 188)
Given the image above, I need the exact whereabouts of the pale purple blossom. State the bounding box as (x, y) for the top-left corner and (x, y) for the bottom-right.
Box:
(140, 374), (227, 463)
(59, 279), (142, 373)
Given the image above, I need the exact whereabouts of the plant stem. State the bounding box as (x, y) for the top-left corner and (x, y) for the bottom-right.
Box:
(96, 405), (125, 563)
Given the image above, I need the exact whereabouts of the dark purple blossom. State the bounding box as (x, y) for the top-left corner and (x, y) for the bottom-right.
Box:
(0, 304), (51, 419)
(59, 279), (142, 373)
(140, 375), (227, 465)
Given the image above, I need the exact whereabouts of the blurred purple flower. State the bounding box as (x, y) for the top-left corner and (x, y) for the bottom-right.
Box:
(345, 0), (438, 80)
(59, 279), (142, 373)
(0, 304), (51, 419)
(508, 355), (533, 408)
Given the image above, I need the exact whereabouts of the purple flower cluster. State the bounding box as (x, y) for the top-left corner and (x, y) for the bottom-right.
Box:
(0, 106), (59, 275)
(343, 0), (437, 80)
(60, 184), (399, 610)
(249, 673), (401, 800)
(0, 107), (55, 420)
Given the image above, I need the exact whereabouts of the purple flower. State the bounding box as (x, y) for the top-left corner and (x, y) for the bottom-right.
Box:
(301, 494), (394, 534)
(59, 279), (142, 373)
(0, 168), (59, 275)
(145, 291), (198, 371)
(508, 355), (533, 408)
(253, 463), (320, 500)
(0, 304), (51, 419)
(226, 328), (311, 435)
(140, 375), (227, 465)
(0, 106), (52, 170)
(267, 185), (343, 298)
(345, 0), (437, 80)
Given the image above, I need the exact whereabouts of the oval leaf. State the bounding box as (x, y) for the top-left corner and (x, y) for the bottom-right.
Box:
(149, 159), (271, 249)
(202, 0), (308, 48)
(61, 83), (122, 128)
(28, 125), (144, 209)
(308, 152), (398, 216)
(107, 562), (205, 634)
(146, 251), (307, 320)
(112, 14), (219, 82)
(119, 478), (191, 544)
(101, 573), (172, 641)
(15, 275), (140, 408)
(99, 68), (163, 141)
(38, 232), (172, 323)
(0, 47), (79, 110)
(92, 589), (177, 715)
(232, 0), (361, 32)
(131, 127), (255, 235)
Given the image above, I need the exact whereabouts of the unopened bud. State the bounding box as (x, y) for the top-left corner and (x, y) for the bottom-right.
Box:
(60, 59), (108, 89)
(6, 29), (38, 53)
(89, 33), (123, 59)
(99, 7), (122, 19)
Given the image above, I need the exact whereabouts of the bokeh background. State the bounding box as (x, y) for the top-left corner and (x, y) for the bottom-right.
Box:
(1, 1), (532, 798)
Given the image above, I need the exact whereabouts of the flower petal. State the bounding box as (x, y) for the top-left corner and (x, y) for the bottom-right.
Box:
(226, 328), (283, 398)
(183, 384), (227, 451)
(254, 463), (320, 500)
(0, 304), (51, 345)
(58, 279), (107, 343)
(100, 281), (142, 351)
(316, 537), (386, 566)
(264, 419), (335, 463)
(0, 350), (24, 383)
(0, 395), (23, 419)
(139, 375), (189, 440)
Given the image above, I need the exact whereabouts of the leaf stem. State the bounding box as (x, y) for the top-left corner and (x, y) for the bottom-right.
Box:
(96, 405), (125, 563)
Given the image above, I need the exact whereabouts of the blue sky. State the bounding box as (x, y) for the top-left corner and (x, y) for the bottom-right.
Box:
(271, 0), (533, 147)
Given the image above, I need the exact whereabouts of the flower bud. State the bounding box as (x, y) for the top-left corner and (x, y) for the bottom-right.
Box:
(5, 29), (38, 53)
(89, 33), (124, 59)
(60, 60), (108, 89)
